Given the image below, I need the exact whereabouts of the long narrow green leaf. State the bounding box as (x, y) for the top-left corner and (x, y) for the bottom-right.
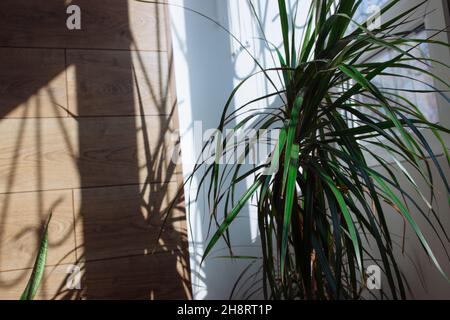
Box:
(319, 170), (362, 272)
(278, 0), (290, 66)
(371, 174), (449, 281)
(21, 214), (52, 300)
(202, 179), (262, 263)
(282, 97), (303, 194)
(281, 144), (299, 277)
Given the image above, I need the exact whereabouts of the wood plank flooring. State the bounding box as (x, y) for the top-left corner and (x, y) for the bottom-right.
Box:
(0, 1), (190, 299)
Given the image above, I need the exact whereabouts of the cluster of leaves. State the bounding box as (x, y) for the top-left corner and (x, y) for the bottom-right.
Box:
(191, 0), (450, 300)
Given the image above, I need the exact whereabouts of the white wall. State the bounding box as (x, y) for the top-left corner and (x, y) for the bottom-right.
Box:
(169, 0), (231, 300)
(168, 0), (304, 300)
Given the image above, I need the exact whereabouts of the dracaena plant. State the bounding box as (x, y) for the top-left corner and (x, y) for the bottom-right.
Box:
(180, 0), (450, 300)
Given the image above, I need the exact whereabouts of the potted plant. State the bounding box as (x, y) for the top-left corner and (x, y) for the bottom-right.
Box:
(187, 0), (450, 299)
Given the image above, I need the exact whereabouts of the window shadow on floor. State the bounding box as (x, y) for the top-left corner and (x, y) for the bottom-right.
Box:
(0, 0), (190, 300)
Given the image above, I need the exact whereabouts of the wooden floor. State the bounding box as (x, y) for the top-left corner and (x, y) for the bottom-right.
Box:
(0, 0), (191, 299)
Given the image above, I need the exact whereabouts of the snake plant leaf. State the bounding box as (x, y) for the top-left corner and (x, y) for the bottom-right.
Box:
(21, 213), (52, 300)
